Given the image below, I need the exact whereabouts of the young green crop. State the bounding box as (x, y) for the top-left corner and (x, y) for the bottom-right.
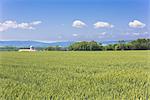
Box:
(0, 51), (150, 99)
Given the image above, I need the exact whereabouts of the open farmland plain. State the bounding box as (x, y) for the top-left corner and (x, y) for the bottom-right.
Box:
(0, 51), (150, 99)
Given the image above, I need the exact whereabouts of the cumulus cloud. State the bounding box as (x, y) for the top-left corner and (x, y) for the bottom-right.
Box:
(72, 34), (78, 37)
(17, 23), (34, 29)
(0, 21), (17, 32)
(72, 20), (86, 28)
(94, 21), (114, 28)
(129, 20), (145, 28)
(0, 20), (42, 32)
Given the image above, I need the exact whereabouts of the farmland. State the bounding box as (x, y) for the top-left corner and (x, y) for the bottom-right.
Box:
(0, 51), (150, 99)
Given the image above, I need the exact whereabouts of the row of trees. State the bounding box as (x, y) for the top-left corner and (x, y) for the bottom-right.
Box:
(44, 38), (150, 51)
(67, 38), (150, 51)
(103, 39), (150, 50)
(45, 46), (67, 51)
(0, 46), (18, 51)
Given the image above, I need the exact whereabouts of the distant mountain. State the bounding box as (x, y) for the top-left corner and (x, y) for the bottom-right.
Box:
(0, 40), (132, 47)
(0, 41), (74, 47)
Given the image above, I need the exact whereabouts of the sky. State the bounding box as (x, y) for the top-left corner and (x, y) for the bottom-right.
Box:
(0, 0), (150, 42)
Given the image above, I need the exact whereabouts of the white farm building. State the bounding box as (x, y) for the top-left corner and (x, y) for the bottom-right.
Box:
(18, 46), (36, 52)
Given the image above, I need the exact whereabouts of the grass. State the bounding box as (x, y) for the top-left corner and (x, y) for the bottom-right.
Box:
(0, 51), (150, 99)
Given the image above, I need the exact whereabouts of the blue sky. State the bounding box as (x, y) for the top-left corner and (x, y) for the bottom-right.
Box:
(0, 0), (149, 42)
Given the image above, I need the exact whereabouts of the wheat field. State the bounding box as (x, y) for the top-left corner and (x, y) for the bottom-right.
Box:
(0, 51), (150, 99)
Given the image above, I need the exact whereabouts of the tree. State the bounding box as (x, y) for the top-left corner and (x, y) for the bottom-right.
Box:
(130, 39), (150, 50)
(118, 40), (126, 50)
(104, 44), (116, 50)
(68, 41), (102, 51)
(45, 46), (55, 51)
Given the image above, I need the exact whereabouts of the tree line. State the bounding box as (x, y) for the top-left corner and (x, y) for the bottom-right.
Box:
(103, 39), (150, 50)
(45, 38), (150, 51)
(0, 38), (150, 51)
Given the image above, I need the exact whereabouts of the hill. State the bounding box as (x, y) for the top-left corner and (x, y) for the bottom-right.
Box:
(0, 40), (132, 47)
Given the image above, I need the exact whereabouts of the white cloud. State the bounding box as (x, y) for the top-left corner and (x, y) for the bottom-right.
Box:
(72, 34), (78, 37)
(18, 23), (34, 29)
(132, 32), (150, 36)
(0, 21), (17, 32)
(100, 32), (107, 35)
(98, 35), (105, 39)
(94, 21), (114, 28)
(133, 33), (140, 36)
(58, 36), (62, 39)
(30, 21), (42, 25)
(129, 20), (145, 28)
(0, 20), (42, 32)
(98, 32), (107, 38)
(72, 20), (86, 28)
(143, 32), (149, 35)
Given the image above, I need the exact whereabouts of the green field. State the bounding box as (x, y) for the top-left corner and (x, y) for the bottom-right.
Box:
(0, 51), (150, 99)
